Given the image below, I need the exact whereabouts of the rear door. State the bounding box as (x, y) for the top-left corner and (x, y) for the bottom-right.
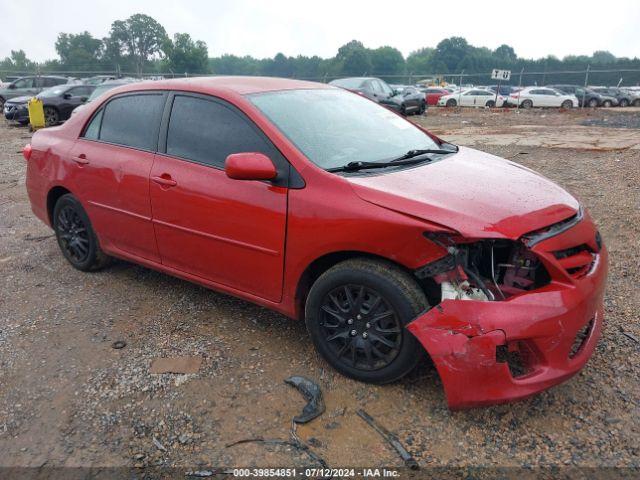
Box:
(68, 92), (165, 262)
(149, 93), (288, 302)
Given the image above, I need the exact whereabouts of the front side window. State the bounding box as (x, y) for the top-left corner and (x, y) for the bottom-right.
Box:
(250, 88), (440, 170)
(13, 78), (33, 89)
(99, 94), (164, 150)
(166, 95), (277, 168)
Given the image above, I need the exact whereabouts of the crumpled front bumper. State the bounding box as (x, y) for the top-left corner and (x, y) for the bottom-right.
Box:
(407, 220), (608, 410)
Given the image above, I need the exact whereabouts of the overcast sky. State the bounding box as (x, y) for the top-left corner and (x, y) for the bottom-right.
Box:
(1, 0), (639, 62)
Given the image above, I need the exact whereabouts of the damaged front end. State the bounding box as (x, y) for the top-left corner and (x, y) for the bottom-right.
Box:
(408, 212), (607, 410)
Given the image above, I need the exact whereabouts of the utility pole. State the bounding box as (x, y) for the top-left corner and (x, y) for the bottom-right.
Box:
(582, 65), (590, 108)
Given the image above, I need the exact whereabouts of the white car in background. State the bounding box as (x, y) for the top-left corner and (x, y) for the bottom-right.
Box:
(437, 88), (507, 107)
(509, 87), (578, 108)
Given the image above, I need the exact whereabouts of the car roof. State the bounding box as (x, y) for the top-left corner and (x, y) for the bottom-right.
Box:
(111, 76), (329, 96)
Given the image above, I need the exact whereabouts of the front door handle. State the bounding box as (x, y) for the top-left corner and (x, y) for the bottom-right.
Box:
(72, 154), (89, 165)
(152, 175), (177, 187)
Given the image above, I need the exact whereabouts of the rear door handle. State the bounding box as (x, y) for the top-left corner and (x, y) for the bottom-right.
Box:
(72, 154), (89, 165)
(152, 175), (177, 187)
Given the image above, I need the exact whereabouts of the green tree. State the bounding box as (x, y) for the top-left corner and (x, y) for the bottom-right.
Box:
(108, 14), (168, 75)
(164, 33), (208, 74)
(494, 44), (516, 64)
(406, 47), (434, 73)
(370, 46), (404, 75)
(592, 50), (616, 64)
(337, 40), (371, 76)
(55, 32), (103, 70)
(0, 50), (36, 71)
(432, 37), (471, 72)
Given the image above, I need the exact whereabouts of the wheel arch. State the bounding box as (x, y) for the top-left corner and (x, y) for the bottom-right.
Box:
(47, 185), (72, 225)
(293, 250), (439, 320)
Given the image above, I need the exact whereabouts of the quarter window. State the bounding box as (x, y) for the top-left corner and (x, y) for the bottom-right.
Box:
(99, 94), (164, 150)
(83, 109), (103, 140)
(166, 95), (277, 168)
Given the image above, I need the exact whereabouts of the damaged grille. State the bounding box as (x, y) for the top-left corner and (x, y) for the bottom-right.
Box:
(569, 318), (595, 359)
(553, 244), (595, 279)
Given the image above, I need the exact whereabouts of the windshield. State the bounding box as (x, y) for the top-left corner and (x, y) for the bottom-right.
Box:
(38, 86), (67, 98)
(249, 89), (440, 170)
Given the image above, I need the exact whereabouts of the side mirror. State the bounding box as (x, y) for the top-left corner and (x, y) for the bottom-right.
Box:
(8, 83), (15, 89)
(63, 93), (72, 99)
(80, 96), (88, 102)
(225, 152), (277, 181)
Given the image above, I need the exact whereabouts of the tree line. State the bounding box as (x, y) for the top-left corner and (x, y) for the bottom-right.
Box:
(1, 14), (639, 86)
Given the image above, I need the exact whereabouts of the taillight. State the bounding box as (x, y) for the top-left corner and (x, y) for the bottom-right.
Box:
(23, 143), (32, 161)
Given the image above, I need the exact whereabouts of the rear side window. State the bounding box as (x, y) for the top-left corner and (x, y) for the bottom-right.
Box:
(83, 109), (103, 140)
(99, 94), (164, 150)
(166, 95), (276, 168)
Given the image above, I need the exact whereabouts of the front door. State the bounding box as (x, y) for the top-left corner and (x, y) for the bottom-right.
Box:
(149, 93), (288, 302)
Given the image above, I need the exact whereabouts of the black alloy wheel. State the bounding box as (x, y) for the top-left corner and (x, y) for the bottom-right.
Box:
(56, 204), (91, 264)
(44, 106), (59, 126)
(319, 284), (402, 371)
(53, 194), (111, 271)
(305, 259), (428, 384)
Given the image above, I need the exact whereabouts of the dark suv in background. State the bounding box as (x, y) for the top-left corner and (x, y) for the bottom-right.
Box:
(547, 84), (617, 107)
(590, 87), (635, 107)
(329, 77), (424, 115)
(4, 84), (95, 125)
(0, 75), (68, 109)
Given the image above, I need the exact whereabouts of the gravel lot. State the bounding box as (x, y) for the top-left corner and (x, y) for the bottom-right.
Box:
(0, 107), (638, 475)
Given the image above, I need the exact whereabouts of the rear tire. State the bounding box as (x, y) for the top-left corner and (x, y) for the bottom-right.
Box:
(53, 194), (111, 271)
(602, 100), (612, 107)
(446, 99), (457, 107)
(521, 99), (533, 109)
(0, 96), (5, 110)
(486, 100), (495, 108)
(418, 101), (426, 114)
(588, 98), (599, 108)
(619, 99), (629, 107)
(305, 258), (429, 384)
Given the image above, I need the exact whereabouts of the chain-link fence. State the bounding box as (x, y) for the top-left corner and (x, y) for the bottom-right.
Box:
(2, 67), (640, 88)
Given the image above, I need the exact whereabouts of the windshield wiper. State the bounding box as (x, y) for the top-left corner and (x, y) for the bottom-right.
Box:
(327, 149), (455, 173)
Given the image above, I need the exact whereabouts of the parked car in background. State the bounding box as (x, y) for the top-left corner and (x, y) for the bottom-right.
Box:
(24, 76), (607, 410)
(82, 75), (119, 86)
(510, 87), (578, 108)
(589, 87), (634, 107)
(620, 87), (640, 106)
(329, 77), (423, 115)
(0, 75), (69, 110)
(4, 84), (95, 125)
(419, 87), (450, 106)
(487, 85), (520, 96)
(71, 78), (139, 116)
(546, 85), (616, 107)
(438, 88), (507, 107)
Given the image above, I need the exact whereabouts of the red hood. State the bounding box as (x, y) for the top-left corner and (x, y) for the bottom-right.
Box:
(347, 146), (579, 239)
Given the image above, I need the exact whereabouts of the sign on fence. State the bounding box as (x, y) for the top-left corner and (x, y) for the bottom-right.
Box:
(491, 69), (511, 81)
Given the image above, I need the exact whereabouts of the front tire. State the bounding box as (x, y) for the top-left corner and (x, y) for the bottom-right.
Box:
(561, 100), (573, 109)
(619, 99), (629, 107)
(418, 102), (426, 115)
(446, 99), (457, 107)
(588, 98), (599, 108)
(44, 106), (59, 126)
(305, 259), (428, 384)
(602, 100), (612, 107)
(485, 100), (495, 108)
(521, 99), (533, 109)
(53, 194), (110, 271)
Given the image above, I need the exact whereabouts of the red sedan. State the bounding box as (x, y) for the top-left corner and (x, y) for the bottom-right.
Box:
(421, 87), (450, 106)
(24, 77), (607, 409)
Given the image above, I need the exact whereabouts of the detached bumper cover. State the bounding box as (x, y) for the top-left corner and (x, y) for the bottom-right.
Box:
(407, 218), (608, 410)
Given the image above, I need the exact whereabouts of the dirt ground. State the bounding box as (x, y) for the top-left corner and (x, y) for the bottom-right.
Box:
(0, 106), (639, 475)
